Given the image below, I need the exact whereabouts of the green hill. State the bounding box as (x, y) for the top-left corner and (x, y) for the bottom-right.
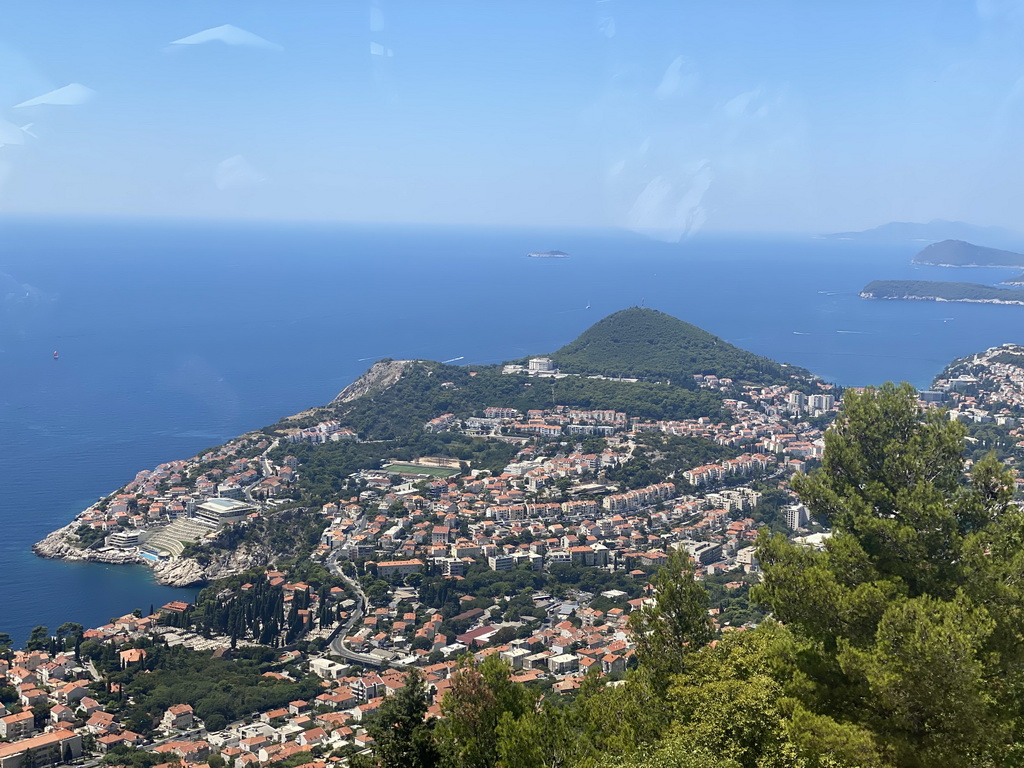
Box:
(549, 307), (811, 385)
(912, 239), (1024, 267)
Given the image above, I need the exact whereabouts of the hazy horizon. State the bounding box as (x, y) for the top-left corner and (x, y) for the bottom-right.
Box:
(4, 2), (1024, 240)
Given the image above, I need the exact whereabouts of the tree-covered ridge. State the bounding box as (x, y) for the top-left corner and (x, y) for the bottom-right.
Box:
(271, 360), (728, 440)
(911, 239), (1024, 267)
(861, 279), (1024, 304)
(548, 307), (812, 386)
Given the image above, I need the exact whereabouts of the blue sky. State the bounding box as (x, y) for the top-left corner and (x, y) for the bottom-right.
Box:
(1, 1), (1023, 236)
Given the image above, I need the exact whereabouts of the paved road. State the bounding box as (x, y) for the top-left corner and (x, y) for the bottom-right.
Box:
(244, 438), (280, 504)
(324, 549), (391, 668)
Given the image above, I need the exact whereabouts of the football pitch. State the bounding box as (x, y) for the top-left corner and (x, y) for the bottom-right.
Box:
(382, 463), (460, 478)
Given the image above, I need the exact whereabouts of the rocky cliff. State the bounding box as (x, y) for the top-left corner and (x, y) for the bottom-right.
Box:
(331, 359), (412, 405)
(151, 541), (276, 587)
(33, 523), (144, 565)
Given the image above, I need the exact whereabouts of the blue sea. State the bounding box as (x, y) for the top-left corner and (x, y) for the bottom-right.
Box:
(3, 218), (1023, 645)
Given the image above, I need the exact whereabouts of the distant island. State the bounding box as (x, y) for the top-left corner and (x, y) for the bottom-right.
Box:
(528, 250), (570, 258)
(823, 220), (1022, 247)
(861, 279), (1024, 306)
(912, 239), (1024, 267)
(827, 218), (1019, 244)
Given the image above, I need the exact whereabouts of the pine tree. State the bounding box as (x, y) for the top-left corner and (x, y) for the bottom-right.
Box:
(628, 547), (713, 688)
(365, 669), (438, 768)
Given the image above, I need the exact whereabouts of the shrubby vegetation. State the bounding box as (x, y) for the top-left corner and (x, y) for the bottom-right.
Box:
(186, 506), (330, 563)
(605, 431), (740, 489)
(81, 641), (320, 735)
(268, 359), (727, 442)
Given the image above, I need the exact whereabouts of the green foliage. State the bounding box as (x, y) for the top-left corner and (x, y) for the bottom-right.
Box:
(495, 698), (598, 768)
(188, 574), (288, 644)
(599, 740), (741, 768)
(753, 383), (1022, 766)
(73, 524), (108, 549)
(26, 626), (49, 651)
(193, 506), (330, 563)
(364, 669), (438, 768)
(437, 656), (534, 768)
(280, 430), (515, 503)
(102, 747), (173, 768)
(94, 644), (319, 736)
(549, 307), (811, 386)
(607, 432), (739, 489)
(628, 547), (714, 686)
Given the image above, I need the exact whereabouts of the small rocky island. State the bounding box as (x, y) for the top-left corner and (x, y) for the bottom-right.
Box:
(861, 279), (1024, 305)
(527, 250), (570, 258)
(912, 239), (1024, 267)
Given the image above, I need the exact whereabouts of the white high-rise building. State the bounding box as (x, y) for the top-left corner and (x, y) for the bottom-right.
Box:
(786, 503), (810, 530)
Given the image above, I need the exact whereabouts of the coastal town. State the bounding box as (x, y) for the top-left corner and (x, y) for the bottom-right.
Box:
(8, 345), (853, 768)
(20, 324), (1024, 768)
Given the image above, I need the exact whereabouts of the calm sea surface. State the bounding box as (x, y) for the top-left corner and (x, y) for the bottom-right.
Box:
(2, 219), (1023, 644)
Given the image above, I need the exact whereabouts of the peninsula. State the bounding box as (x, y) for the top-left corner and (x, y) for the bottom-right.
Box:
(12, 310), (1024, 768)
(34, 308), (821, 589)
(860, 279), (1024, 305)
(912, 239), (1024, 267)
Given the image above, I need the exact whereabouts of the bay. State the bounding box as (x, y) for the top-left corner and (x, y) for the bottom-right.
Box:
(2, 218), (1022, 644)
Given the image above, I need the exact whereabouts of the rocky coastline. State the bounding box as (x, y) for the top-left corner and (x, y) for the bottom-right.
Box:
(33, 522), (274, 588)
(860, 291), (1024, 306)
(32, 523), (144, 566)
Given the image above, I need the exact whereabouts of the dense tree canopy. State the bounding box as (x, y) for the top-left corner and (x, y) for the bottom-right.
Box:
(550, 307), (812, 386)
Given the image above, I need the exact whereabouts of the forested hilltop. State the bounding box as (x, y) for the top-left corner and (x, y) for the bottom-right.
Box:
(548, 307), (813, 386)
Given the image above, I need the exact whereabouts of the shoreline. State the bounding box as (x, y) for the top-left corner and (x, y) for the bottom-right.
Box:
(912, 261), (1024, 268)
(860, 292), (1024, 306)
(34, 509), (276, 589)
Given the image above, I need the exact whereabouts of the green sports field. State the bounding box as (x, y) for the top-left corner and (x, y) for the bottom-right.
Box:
(382, 463), (460, 478)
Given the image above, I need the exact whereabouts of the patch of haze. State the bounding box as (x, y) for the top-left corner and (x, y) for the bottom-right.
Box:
(0, 271), (57, 335)
(976, 0), (1024, 23)
(655, 56), (698, 101)
(13, 83), (95, 108)
(625, 161), (713, 242)
(370, 2), (386, 33)
(214, 156), (266, 191)
(597, 40), (811, 238)
(0, 119), (25, 147)
(164, 358), (241, 424)
(370, 42), (394, 57)
(168, 24), (283, 52)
